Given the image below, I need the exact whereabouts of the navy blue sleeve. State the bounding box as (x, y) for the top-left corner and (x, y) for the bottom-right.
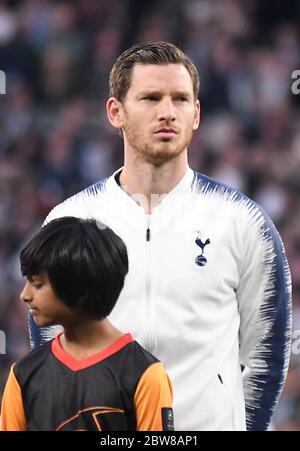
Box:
(238, 209), (292, 431)
(28, 314), (61, 349)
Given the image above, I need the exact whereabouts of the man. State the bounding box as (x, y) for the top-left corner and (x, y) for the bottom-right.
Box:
(29, 42), (292, 431)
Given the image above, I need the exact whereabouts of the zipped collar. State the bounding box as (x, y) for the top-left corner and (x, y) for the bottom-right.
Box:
(106, 166), (195, 214)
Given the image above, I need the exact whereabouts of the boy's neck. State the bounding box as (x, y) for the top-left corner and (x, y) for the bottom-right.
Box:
(60, 318), (123, 360)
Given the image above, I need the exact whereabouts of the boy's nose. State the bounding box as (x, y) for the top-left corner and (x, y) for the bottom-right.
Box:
(20, 282), (33, 304)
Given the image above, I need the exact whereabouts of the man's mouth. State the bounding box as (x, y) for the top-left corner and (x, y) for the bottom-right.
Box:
(154, 128), (178, 138)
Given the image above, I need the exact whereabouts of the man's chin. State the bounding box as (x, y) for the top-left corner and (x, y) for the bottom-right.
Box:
(143, 145), (185, 166)
(145, 153), (178, 166)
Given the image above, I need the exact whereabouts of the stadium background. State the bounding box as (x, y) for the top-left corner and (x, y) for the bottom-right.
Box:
(0, 0), (300, 431)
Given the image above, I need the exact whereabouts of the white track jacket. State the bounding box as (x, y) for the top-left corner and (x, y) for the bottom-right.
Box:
(29, 167), (292, 431)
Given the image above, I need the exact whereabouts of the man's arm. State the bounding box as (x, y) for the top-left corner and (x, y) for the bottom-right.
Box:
(134, 362), (174, 431)
(28, 192), (89, 348)
(28, 178), (109, 349)
(28, 314), (61, 349)
(237, 206), (292, 431)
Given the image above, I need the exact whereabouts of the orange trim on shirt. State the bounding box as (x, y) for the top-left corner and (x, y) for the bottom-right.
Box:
(0, 364), (27, 431)
(134, 362), (173, 431)
(55, 406), (125, 431)
(51, 332), (133, 371)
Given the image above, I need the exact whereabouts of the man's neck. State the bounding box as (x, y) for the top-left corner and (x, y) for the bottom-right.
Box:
(119, 155), (189, 214)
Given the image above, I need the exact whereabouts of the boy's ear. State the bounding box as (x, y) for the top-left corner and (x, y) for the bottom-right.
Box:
(106, 97), (124, 129)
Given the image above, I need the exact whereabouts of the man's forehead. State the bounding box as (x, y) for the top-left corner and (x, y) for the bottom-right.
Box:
(129, 63), (193, 91)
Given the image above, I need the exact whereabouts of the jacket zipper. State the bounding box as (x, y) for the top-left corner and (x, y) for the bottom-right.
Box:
(145, 217), (152, 352)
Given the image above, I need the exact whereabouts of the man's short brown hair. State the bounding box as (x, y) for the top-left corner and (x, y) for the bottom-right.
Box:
(109, 41), (200, 102)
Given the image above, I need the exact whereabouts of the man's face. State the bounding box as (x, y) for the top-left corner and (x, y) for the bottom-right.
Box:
(118, 64), (200, 166)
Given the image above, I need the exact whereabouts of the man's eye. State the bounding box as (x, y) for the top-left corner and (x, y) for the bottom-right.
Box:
(143, 96), (159, 101)
(175, 97), (188, 102)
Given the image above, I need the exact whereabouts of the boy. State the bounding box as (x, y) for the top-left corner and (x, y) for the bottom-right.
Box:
(0, 217), (174, 431)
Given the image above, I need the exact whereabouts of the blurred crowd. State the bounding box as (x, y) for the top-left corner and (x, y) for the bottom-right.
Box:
(0, 0), (300, 430)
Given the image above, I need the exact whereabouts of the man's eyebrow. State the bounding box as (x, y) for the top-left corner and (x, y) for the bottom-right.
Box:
(137, 90), (192, 98)
(137, 90), (162, 97)
(172, 91), (192, 98)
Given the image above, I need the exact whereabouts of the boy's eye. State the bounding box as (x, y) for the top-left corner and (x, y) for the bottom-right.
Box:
(33, 283), (42, 290)
(32, 282), (43, 289)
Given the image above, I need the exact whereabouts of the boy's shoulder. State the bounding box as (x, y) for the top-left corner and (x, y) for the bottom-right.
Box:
(106, 338), (162, 398)
(14, 340), (53, 384)
(125, 340), (160, 366)
(109, 338), (160, 379)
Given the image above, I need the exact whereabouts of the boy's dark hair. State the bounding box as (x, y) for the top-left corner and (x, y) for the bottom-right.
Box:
(109, 41), (200, 101)
(20, 217), (128, 320)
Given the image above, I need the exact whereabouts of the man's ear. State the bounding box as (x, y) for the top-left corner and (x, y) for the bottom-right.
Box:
(192, 99), (200, 131)
(106, 97), (124, 129)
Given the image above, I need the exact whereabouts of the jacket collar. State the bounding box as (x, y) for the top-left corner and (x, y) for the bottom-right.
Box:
(106, 166), (195, 214)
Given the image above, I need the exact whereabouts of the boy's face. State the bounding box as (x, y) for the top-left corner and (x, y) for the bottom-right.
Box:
(20, 273), (76, 327)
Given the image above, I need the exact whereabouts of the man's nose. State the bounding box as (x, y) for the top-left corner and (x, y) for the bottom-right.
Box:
(158, 99), (176, 122)
(20, 282), (32, 304)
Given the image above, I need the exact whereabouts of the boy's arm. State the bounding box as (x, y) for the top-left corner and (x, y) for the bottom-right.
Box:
(0, 365), (27, 431)
(134, 362), (174, 431)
